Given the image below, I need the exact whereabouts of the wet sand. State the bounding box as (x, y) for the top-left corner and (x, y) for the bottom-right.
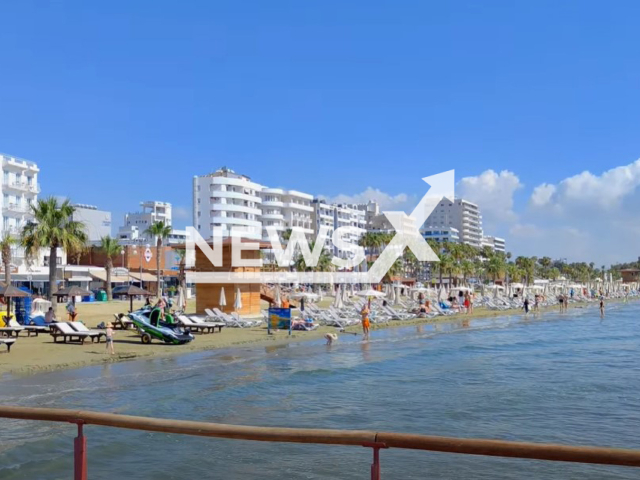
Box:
(0, 297), (606, 378)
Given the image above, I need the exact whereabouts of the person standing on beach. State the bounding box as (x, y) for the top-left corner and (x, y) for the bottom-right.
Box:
(464, 292), (471, 314)
(361, 301), (371, 339)
(523, 297), (530, 314)
(105, 322), (115, 355)
(558, 295), (564, 312)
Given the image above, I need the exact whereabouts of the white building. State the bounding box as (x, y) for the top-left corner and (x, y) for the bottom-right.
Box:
(312, 200), (367, 256)
(423, 198), (484, 248)
(481, 235), (506, 253)
(261, 188), (314, 240)
(193, 168), (263, 240)
(118, 201), (173, 243)
(421, 226), (460, 244)
(72, 204), (111, 243)
(0, 153), (40, 237)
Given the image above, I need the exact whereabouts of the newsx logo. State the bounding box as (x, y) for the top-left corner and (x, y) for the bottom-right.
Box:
(186, 170), (454, 284)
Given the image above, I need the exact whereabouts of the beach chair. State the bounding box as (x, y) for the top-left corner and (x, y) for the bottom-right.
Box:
(0, 318), (25, 337)
(0, 337), (16, 352)
(69, 322), (106, 342)
(178, 315), (225, 333)
(10, 318), (48, 336)
(204, 308), (225, 322)
(189, 316), (226, 332)
(113, 314), (134, 330)
(382, 305), (412, 320)
(50, 322), (99, 344)
(0, 337), (16, 351)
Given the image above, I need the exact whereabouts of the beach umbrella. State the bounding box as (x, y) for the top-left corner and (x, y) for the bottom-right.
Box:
(0, 285), (29, 323)
(234, 287), (243, 312)
(177, 286), (186, 312)
(273, 285), (281, 307)
(334, 286), (344, 309)
(394, 286), (401, 306)
(342, 284), (350, 304)
(55, 286), (92, 307)
(219, 287), (227, 308)
(113, 285), (152, 313)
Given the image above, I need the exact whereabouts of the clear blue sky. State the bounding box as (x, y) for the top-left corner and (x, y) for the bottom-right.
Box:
(1, 0), (639, 236)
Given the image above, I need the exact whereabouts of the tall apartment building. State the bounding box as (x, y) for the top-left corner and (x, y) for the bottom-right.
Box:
(118, 201), (175, 243)
(193, 168), (263, 240)
(481, 235), (506, 253)
(72, 204), (112, 243)
(0, 153), (40, 237)
(261, 188), (314, 240)
(423, 198), (484, 248)
(311, 200), (367, 256)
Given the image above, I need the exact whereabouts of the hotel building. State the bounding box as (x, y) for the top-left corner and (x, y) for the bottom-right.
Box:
(481, 235), (506, 253)
(0, 153), (40, 237)
(193, 168), (263, 240)
(118, 200), (187, 245)
(423, 198), (484, 248)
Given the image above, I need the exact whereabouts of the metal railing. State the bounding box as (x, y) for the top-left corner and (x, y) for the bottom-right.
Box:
(1, 406), (640, 480)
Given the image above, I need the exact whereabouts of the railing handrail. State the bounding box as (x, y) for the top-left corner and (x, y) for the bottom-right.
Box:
(2, 406), (640, 468)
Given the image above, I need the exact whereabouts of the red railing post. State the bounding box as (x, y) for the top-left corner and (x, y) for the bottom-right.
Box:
(371, 446), (381, 480)
(364, 442), (387, 480)
(74, 422), (87, 480)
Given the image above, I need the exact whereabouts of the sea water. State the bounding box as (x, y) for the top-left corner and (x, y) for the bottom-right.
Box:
(1, 302), (639, 479)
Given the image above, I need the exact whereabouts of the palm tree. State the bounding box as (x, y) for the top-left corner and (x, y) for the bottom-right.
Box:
(144, 221), (172, 295)
(0, 232), (17, 284)
(460, 260), (475, 286)
(293, 241), (333, 272)
(486, 255), (506, 283)
(21, 198), (87, 304)
(100, 236), (121, 301)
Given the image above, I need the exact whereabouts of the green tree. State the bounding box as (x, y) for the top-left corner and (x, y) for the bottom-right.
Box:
(0, 232), (17, 284)
(486, 255), (506, 283)
(99, 236), (121, 301)
(21, 198), (87, 304)
(144, 221), (172, 295)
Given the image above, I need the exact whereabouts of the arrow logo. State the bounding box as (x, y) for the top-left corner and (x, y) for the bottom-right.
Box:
(366, 170), (454, 283)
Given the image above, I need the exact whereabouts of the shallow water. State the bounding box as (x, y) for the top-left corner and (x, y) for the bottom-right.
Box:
(1, 303), (639, 479)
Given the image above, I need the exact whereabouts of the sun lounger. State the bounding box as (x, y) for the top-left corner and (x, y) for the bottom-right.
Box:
(0, 337), (16, 352)
(113, 314), (134, 330)
(0, 320), (25, 337)
(177, 315), (224, 333)
(7, 318), (47, 336)
(69, 322), (106, 342)
(50, 322), (102, 344)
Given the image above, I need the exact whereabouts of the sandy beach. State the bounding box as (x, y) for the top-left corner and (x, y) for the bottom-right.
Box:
(0, 297), (606, 378)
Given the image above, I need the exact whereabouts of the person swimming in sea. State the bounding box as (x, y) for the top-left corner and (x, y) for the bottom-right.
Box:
(600, 296), (605, 318)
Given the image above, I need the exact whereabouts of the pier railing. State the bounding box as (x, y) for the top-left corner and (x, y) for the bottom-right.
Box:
(2, 406), (640, 480)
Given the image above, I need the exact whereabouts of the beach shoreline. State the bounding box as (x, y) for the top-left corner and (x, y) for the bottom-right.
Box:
(0, 297), (623, 379)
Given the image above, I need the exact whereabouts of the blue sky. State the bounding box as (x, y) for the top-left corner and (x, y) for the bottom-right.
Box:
(1, 1), (640, 263)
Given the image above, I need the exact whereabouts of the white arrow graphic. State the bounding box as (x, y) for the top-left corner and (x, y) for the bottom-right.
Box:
(366, 170), (455, 283)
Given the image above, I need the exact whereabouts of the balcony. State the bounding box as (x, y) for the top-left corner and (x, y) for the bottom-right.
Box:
(4, 203), (29, 215)
(2, 156), (39, 172)
(3, 181), (40, 194)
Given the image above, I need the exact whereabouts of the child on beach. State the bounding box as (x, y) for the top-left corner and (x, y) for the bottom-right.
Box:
(105, 322), (115, 355)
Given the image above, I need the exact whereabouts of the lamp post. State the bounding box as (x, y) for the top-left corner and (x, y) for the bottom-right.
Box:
(120, 249), (126, 285)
